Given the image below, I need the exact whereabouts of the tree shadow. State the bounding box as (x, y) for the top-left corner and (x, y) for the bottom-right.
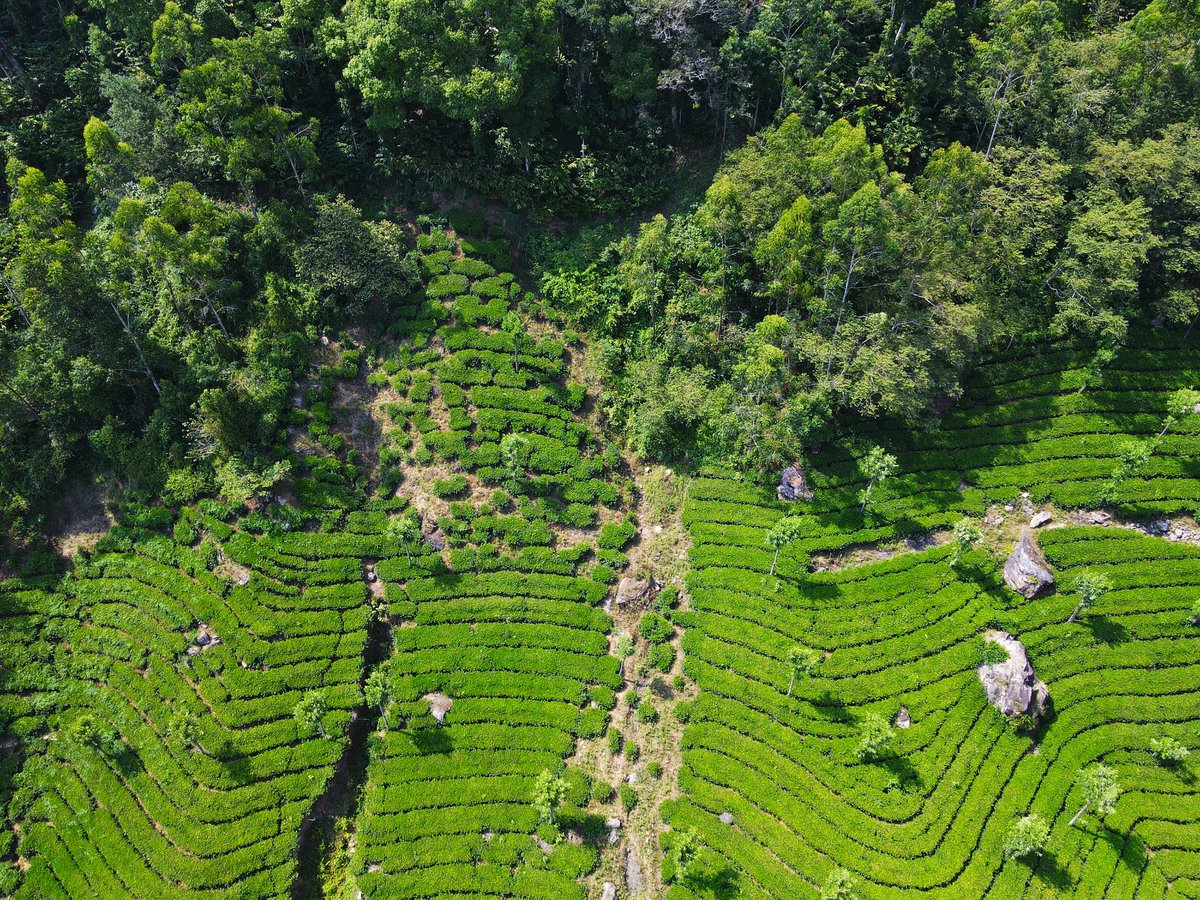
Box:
(217, 743), (256, 785)
(113, 743), (144, 777)
(1101, 826), (1148, 872)
(408, 727), (453, 754)
(649, 677), (675, 701)
(1030, 849), (1073, 890)
(811, 690), (854, 723)
(879, 754), (922, 791)
(683, 864), (740, 900)
(1085, 615), (1129, 644)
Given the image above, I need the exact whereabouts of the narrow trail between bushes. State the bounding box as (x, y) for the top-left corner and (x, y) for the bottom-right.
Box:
(292, 603), (393, 899)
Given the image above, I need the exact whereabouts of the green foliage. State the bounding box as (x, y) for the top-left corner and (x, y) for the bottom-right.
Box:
(820, 867), (860, 900)
(638, 612), (673, 645)
(949, 519), (981, 567)
(1067, 569), (1112, 623)
(1149, 737), (1190, 766)
(1002, 814), (1049, 860)
(294, 690), (329, 738)
(532, 769), (568, 824)
(619, 784), (637, 811)
(853, 712), (895, 762)
(980, 637), (1010, 667)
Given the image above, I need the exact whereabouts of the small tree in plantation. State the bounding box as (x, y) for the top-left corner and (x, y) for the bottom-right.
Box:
(1102, 440), (1151, 503)
(949, 519), (981, 568)
(820, 867), (860, 900)
(1003, 814), (1049, 859)
(670, 828), (700, 882)
(387, 513), (421, 564)
(168, 708), (202, 754)
(1068, 569), (1112, 623)
(1069, 764), (1120, 826)
(1157, 388), (1200, 440)
(1150, 737), (1189, 766)
(766, 515), (804, 576)
(860, 446), (898, 512)
(531, 769), (567, 825)
(785, 645), (820, 697)
(854, 712), (894, 761)
(500, 432), (533, 493)
(364, 668), (390, 730)
(294, 690), (329, 738)
(502, 311), (527, 372)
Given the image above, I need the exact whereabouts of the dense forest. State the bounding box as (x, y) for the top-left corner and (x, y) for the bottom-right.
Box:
(4, 0), (1195, 549)
(2, 0), (1198, 551)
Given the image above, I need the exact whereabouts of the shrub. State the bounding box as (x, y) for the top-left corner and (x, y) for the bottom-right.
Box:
(638, 612), (673, 644)
(598, 519), (637, 550)
(649, 642), (675, 672)
(433, 475), (470, 499)
(1150, 737), (1190, 765)
(619, 784), (637, 811)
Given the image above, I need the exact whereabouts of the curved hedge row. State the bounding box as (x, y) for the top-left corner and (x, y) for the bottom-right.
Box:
(5, 469), (381, 897)
(667, 461), (1200, 898)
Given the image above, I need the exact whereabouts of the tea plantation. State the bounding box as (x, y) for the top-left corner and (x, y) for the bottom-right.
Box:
(351, 228), (625, 898)
(664, 335), (1200, 898)
(0, 460), (382, 897)
(0, 227), (629, 898)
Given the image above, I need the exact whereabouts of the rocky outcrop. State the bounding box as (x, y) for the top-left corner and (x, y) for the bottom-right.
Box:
(1030, 511), (1052, 528)
(424, 692), (453, 724)
(977, 631), (1049, 718)
(421, 518), (446, 551)
(1003, 529), (1055, 598)
(616, 577), (649, 605)
(777, 464), (813, 502)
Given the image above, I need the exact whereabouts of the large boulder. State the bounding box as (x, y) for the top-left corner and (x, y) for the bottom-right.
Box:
(423, 692), (453, 723)
(616, 577), (649, 605)
(1003, 529), (1055, 598)
(977, 630), (1049, 718)
(777, 464), (813, 502)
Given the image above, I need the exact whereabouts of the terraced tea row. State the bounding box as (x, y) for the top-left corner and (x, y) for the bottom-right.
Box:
(347, 225), (629, 898)
(687, 334), (1200, 560)
(667, 469), (1200, 898)
(4, 462), (391, 898)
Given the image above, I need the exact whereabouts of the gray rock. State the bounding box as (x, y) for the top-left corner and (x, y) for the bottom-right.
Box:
(1003, 529), (1055, 598)
(719, 811), (734, 825)
(424, 692), (453, 723)
(894, 706), (911, 729)
(616, 577), (649, 605)
(601, 883), (617, 900)
(977, 630), (1049, 718)
(1030, 511), (1052, 528)
(625, 847), (643, 896)
(777, 464), (813, 502)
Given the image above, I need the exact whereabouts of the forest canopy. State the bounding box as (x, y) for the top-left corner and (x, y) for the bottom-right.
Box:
(2, 0), (1199, 547)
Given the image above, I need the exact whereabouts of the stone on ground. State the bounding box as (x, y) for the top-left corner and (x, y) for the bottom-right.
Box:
(977, 630), (1049, 718)
(1003, 529), (1055, 598)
